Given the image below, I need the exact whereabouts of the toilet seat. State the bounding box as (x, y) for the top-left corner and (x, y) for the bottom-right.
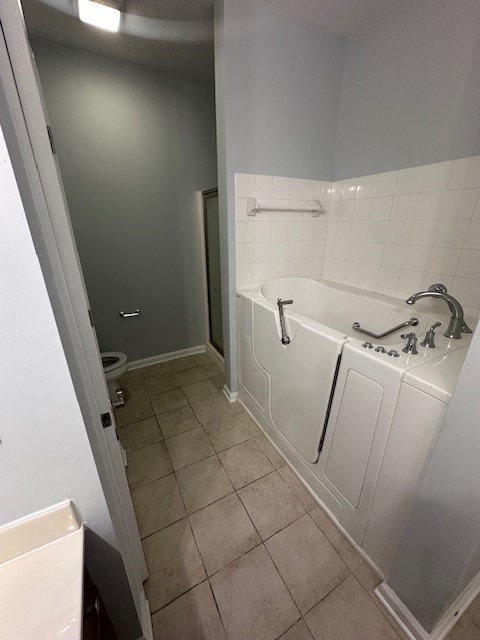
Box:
(101, 351), (127, 374)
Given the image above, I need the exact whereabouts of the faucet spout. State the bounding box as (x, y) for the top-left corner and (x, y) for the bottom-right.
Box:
(405, 288), (467, 339)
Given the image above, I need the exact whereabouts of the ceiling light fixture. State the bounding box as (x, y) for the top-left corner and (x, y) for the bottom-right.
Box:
(78, 0), (122, 33)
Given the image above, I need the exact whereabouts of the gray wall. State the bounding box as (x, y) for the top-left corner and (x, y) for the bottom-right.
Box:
(387, 324), (480, 632)
(32, 38), (217, 361)
(223, 0), (345, 181)
(333, 0), (480, 180)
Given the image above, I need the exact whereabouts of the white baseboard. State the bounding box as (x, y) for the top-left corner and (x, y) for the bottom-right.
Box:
(206, 342), (224, 371)
(375, 572), (480, 640)
(138, 590), (153, 640)
(128, 345), (206, 371)
(223, 384), (238, 403)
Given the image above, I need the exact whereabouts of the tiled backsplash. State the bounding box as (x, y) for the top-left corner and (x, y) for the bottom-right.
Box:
(234, 155), (480, 317)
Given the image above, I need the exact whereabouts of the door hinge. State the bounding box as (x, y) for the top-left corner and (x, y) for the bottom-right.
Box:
(101, 412), (112, 428)
(88, 308), (94, 327)
(46, 125), (56, 154)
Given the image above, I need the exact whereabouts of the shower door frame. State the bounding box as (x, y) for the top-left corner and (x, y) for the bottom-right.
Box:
(198, 188), (225, 362)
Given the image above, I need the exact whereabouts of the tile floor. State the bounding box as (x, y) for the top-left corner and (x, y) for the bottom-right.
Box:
(115, 352), (480, 640)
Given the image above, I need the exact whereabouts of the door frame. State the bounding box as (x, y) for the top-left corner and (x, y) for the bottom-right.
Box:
(197, 188), (225, 369)
(0, 2), (150, 637)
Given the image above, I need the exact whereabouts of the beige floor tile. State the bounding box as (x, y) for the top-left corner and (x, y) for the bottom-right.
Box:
(182, 380), (220, 403)
(255, 434), (285, 468)
(118, 374), (148, 401)
(165, 427), (215, 471)
(218, 440), (274, 489)
(210, 545), (299, 640)
(140, 362), (171, 377)
(115, 396), (154, 427)
(279, 619), (314, 640)
(464, 594), (480, 628)
(193, 352), (213, 366)
(145, 373), (179, 395)
(156, 405), (200, 439)
(238, 471), (306, 540)
(150, 388), (188, 415)
(143, 518), (206, 612)
(266, 515), (349, 614)
(190, 493), (260, 575)
(446, 615), (480, 640)
(204, 415), (252, 452)
(131, 473), (185, 538)
(117, 417), (162, 452)
(126, 442), (172, 489)
(236, 410), (262, 437)
(191, 395), (239, 425)
(210, 374), (225, 392)
(176, 456), (233, 513)
(305, 575), (399, 640)
(167, 355), (198, 371)
(174, 366), (208, 386)
(354, 561), (382, 592)
(278, 465), (317, 511)
(202, 362), (223, 378)
(309, 507), (363, 571)
(151, 581), (226, 640)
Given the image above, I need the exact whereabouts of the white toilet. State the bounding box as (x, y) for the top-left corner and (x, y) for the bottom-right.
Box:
(101, 351), (128, 407)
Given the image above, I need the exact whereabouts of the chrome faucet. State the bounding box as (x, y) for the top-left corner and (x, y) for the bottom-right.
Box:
(277, 298), (293, 345)
(405, 284), (472, 339)
(420, 322), (441, 348)
(401, 332), (418, 355)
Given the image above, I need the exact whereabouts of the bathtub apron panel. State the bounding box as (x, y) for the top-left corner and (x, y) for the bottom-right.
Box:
(252, 299), (346, 464)
(317, 342), (403, 545)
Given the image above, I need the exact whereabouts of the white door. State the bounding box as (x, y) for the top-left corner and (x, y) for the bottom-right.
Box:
(0, 0), (148, 624)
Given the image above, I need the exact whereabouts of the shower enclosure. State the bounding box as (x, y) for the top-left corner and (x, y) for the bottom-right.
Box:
(202, 189), (224, 355)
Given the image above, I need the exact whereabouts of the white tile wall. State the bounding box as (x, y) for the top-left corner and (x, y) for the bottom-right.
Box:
(234, 155), (480, 317)
(234, 175), (330, 288)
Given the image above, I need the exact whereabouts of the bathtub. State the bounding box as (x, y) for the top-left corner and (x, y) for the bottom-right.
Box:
(237, 277), (472, 574)
(260, 277), (435, 345)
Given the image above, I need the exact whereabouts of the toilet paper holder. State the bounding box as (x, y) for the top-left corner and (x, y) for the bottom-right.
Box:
(119, 309), (141, 318)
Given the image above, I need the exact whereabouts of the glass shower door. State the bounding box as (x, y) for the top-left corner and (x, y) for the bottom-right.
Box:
(203, 190), (224, 355)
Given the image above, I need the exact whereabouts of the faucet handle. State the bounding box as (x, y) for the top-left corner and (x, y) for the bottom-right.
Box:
(420, 322), (441, 348)
(401, 332), (418, 355)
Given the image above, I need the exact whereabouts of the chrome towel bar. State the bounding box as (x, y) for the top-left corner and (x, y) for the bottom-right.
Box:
(352, 317), (419, 340)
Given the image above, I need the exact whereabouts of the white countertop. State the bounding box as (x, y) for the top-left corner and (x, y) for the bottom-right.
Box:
(0, 501), (84, 640)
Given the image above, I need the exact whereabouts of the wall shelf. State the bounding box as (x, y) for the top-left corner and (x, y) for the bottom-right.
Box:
(246, 197), (326, 217)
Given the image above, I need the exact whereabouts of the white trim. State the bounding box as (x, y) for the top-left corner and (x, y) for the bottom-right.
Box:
(138, 592), (153, 640)
(375, 573), (480, 640)
(128, 345), (206, 371)
(206, 341), (225, 371)
(223, 384), (238, 403)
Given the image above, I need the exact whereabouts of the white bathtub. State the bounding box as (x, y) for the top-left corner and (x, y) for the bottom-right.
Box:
(260, 277), (437, 345)
(237, 277), (472, 575)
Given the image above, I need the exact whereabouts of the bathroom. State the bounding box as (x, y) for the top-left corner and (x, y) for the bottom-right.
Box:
(1, 0), (480, 639)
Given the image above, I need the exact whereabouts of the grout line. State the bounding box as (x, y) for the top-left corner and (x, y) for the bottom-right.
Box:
(148, 578), (210, 618)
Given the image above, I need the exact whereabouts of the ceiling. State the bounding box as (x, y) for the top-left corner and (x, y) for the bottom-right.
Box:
(22, 0), (397, 81)
(22, 0), (215, 81)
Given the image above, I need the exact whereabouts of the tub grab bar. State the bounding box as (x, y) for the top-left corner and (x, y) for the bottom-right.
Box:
(352, 317), (419, 339)
(277, 298), (293, 345)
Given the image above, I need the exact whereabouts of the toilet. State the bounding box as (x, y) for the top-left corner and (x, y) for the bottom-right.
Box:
(101, 351), (128, 407)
